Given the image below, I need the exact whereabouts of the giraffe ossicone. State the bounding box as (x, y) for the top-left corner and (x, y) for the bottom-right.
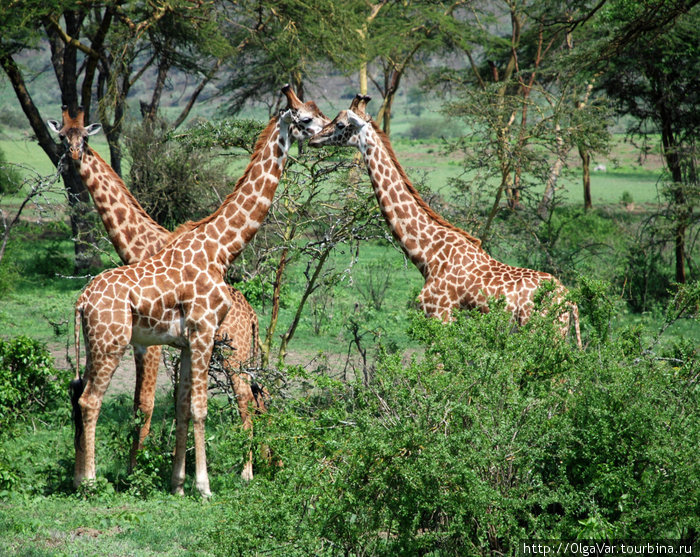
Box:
(69, 87), (329, 497)
(309, 95), (581, 346)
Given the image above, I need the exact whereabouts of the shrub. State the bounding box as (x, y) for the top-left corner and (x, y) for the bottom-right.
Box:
(0, 107), (27, 129)
(207, 293), (698, 554)
(622, 243), (673, 313)
(0, 245), (20, 296)
(406, 117), (462, 140)
(0, 336), (69, 429)
(27, 240), (73, 278)
(124, 119), (228, 230)
(0, 149), (22, 194)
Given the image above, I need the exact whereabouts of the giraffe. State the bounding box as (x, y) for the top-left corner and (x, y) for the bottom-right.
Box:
(48, 107), (264, 481)
(309, 96), (581, 346)
(70, 85), (329, 496)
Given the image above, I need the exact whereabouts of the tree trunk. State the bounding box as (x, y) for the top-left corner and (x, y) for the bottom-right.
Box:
(0, 52), (100, 272)
(63, 169), (103, 270)
(579, 145), (592, 210)
(143, 53), (171, 124)
(277, 246), (331, 365)
(537, 123), (566, 220)
(661, 113), (687, 284)
(261, 246), (289, 368)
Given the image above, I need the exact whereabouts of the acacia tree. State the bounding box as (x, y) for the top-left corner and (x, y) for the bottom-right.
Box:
(596, 4), (699, 283)
(218, 0), (362, 114)
(97, 1), (228, 175)
(0, 0), (226, 270)
(350, 0), (470, 136)
(0, 1), (116, 269)
(434, 0), (612, 245)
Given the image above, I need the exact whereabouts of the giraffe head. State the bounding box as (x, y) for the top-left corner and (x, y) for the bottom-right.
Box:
(47, 106), (102, 161)
(308, 94), (372, 149)
(280, 84), (330, 141)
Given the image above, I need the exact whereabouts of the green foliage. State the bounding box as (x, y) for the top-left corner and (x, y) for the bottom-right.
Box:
(204, 295), (698, 554)
(230, 275), (276, 307)
(125, 119), (228, 229)
(172, 118), (265, 152)
(0, 107), (26, 129)
(26, 240), (73, 278)
(0, 149), (22, 194)
(354, 256), (394, 311)
(0, 335), (69, 430)
(576, 276), (617, 344)
(0, 451), (20, 494)
(622, 243), (673, 313)
(126, 440), (172, 499)
(219, 0), (363, 114)
(0, 241), (20, 296)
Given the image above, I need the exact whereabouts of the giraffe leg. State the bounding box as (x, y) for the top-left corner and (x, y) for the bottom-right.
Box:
(189, 331), (215, 498)
(76, 348), (127, 487)
(572, 303), (582, 348)
(171, 347), (192, 496)
(72, 346), (92, 487)
(129, 344), (161, 472)
(232, 373), (255, 481)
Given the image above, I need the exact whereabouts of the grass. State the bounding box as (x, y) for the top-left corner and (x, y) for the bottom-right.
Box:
(1, 490), (219, 556)
(267, 240), (424, 358)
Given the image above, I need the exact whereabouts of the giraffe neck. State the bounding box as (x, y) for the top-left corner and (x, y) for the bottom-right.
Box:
(358, 123), (452, 276)
(79, 148), (170, 263)
(172, 116), (291, 273)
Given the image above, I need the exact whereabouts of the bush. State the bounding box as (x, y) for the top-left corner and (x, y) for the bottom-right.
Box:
(124, 119), (228, 230)
(0, 336), (69, 429)
(206, 294), (698, 554)
(0, 107), (27, 129)
(0, 149), (22, 194)
(406, 117), (462, 140)
(0, 245), (20, 296)
(622, 243), (673, 313)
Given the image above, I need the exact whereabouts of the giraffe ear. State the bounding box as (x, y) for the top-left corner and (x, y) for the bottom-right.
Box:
(47, 120), (62, 134)
(346, 110), (367, 129)
(86, 123), (102, 136)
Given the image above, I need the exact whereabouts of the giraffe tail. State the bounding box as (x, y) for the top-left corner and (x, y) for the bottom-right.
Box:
(71, 303), (85, 451)
(250, 309), (260, 369)
(73, 304), (82, 382)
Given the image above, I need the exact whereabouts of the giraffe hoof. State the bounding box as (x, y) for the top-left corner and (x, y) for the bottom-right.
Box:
(197, 485), (212, 499)
(171, 486), (185, 497)
(240, 466), (253, 482)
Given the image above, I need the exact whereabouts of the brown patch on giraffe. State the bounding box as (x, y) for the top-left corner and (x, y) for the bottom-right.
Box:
(114, 207), (127, 225)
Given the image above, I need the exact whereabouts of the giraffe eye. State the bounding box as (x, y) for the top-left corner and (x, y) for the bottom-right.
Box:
(301, 117), (312, 124)
(337, 122), (346, 130)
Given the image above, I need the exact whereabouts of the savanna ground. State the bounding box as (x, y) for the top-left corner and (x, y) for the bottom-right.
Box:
(0, 106), (698, 555)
